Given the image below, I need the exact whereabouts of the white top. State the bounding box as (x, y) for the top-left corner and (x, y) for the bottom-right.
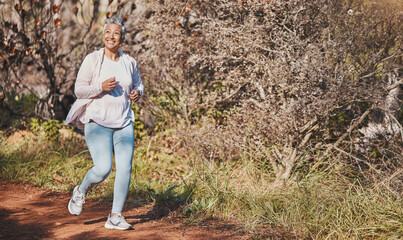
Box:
(64, 48), (144, 129)
(85, 57), (132, 128)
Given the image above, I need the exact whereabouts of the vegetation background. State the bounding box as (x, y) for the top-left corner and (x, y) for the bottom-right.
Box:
(1, 0), (402, 239)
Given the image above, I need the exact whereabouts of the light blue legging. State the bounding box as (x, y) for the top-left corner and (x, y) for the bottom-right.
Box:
(79, 121), (134, 214)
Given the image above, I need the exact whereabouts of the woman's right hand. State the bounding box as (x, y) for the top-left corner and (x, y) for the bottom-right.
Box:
(102, 77), (117, 91)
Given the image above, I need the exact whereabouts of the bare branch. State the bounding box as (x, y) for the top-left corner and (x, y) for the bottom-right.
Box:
(386, 79), (403, 91)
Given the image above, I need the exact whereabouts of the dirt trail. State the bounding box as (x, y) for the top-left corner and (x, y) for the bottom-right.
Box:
(0, 179), (246, 240)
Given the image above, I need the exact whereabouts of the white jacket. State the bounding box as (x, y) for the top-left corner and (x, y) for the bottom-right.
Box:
(64, 48), (144, 129)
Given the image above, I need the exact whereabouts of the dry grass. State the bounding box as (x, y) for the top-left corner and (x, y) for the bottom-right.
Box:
(0, 128), (401, 239)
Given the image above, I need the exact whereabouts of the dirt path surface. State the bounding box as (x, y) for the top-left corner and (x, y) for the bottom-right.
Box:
(0, 180), (247, 240)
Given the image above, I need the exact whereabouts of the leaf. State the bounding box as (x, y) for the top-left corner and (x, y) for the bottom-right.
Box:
(25, 48), (31, 56)
(73, 6), (78, 16)
(14, 4), (21, 12)
(9, 46), (15, 54)
(52, 5), (60, 14)
(54, 18), (62, 27)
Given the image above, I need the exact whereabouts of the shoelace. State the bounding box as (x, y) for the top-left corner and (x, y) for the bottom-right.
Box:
(75, 192), (85, 205)
(112, 214), (126, 224)
(116, 214), (125, 222)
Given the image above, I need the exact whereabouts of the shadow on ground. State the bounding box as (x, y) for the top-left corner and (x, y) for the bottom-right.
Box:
(0, 208), (51, 239)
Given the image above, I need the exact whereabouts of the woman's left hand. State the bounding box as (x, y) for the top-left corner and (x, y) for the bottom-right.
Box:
(129, 89), (141, 102)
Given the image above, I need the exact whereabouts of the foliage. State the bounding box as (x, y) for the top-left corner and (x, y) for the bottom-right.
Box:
(127, 0), (403, 188)
(1, 91), (37, 116)
(1, 1), (401, 173)
(29, 117), (60, 141)
(0, 91), (37, 128)
(0, 128), (90, 191)
(132, 104), (147, 142)
(1, 0), (71, 119)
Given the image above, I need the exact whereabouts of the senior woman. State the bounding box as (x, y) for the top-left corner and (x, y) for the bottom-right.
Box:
(64, 17), (144, 230)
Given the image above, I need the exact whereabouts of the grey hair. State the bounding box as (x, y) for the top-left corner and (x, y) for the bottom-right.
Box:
(103, 17), (126, 39)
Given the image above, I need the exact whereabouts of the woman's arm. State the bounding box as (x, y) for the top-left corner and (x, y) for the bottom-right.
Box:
(131, 60), (144, 97)
(74, 55), (103, 99)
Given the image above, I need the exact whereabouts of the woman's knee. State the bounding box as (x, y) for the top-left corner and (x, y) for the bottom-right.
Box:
(93, 164), (112, 179)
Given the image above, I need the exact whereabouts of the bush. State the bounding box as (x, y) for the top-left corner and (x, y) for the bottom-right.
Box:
(129, 0), (402, 188)
(29, 118), (60, 142)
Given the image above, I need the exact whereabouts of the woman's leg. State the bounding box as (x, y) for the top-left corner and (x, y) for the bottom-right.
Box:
(111, 123), (134, 214)
(79, 122), (114, 194)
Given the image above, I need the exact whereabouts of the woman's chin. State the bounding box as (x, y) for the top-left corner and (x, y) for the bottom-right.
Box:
(105, 44), (119, 50)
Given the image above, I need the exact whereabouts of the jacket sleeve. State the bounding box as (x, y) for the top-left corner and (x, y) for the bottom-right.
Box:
(131, 59), (144, 97)
(74, 55), (103, 99)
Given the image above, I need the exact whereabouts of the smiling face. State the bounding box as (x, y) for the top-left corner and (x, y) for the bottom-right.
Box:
(103, 23), (123, 52)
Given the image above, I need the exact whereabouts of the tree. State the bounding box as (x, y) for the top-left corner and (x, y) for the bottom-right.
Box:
(0, 0), (136, 119)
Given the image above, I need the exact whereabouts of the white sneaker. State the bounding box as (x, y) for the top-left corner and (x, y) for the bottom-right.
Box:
(68, 185), (85, 215)
(104, 214), (132, 230)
